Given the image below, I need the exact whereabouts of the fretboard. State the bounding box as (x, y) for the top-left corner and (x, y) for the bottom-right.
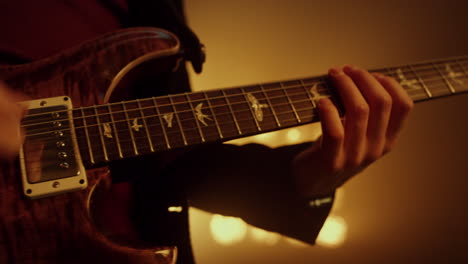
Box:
(71, 55), (468, 166)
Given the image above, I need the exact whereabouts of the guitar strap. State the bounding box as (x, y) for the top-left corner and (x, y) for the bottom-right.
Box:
(127, 0), (206, 73)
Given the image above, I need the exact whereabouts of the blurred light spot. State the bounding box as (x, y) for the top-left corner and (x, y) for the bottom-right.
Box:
(316, 215), (347, 248)
(253, 131), (276, 143)
(226, 137), (251, 146)
(286, 128), (301, 143)
(210, 214), (247, 245)
(168, 206), (183, 213)
(284, 237), (308, 248)
(250, 227), (281, 246)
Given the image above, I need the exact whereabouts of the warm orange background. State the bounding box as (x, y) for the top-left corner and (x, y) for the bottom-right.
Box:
(184, 1), (468, 263)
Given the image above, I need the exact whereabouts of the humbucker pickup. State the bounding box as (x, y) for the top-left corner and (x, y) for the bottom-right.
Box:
(19, 96), (87, 199)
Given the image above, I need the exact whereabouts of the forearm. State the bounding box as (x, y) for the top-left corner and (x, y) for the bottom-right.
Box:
(175, 142), (335, 244)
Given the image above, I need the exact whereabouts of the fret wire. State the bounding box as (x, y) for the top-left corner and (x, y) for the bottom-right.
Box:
(300, 79), (318, 109)
(79, 108), (95, 164)
(185, 94), (206, 142)
(457, 60), (468, 91)
(152, 97), (171, 149)
(23, 86), (331, 131)
(280, 82), (301, 123)
(385, 67), (426, 100)
(24, 78), (462, 143)
(73, 110), (321, 156)
(203, 91), (224, 139)
(105, 102), (319, 144)
(137, 99), (155, 152)
(241, 87), (262, 132)
(26, 108), (311, 170)
(415, 68), (460, 81)
(259, 84), (281, 127)
(455, 59), (468, 78)
(36, 77), (454, 149)
(30, 75), (457, 142)
(93, 105), (109, 161)
(222, 89), (242, 135)
(72, 112), (298, 155)
(20, 56), (468, 122)
(414, 61), (466, 85)
(34, 101), (315, 145)
(168, 95), (188, 146)
(22, 82), (330, 122)
(97, 98), (316, 145)
(409, 65), (432, 98)
(398, 61), (465, 90)
(391, 70), (460, 87)
(431, 62), (455, 94)
(23, 55), (468, 153)
(385, 56), (467, 79)
(23, 59), (464, 132)
(107, 104), (124, 158)
(121, 102), (139, 155)
(26, 93), (327, 138)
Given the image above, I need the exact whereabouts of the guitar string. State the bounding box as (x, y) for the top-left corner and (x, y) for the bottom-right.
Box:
(21, 71), (461, 167)
(24, 109), (320, 168)
(20, 56), (468, 166)
(20, 60), (468, 129)
(21, 86), (329, 128)
(18, 61), (468, 160)
(24, 78), (461, 153)
(20, 58), (468, 125)
(22, 87), (331, 135)
(22, 75), (468, 165)
(25, 82), (464, 164)
(19, 58), (468, 124)
(25, 95), (321, 140)
(23, 79), (465, 143)
(20, 64), (468, 132)
(22, 74), (466, 137)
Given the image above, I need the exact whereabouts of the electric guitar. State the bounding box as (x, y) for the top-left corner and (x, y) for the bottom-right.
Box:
(0, 27), (467, 264)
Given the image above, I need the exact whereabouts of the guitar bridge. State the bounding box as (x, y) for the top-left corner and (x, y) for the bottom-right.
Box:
(19, 96), (87, 199)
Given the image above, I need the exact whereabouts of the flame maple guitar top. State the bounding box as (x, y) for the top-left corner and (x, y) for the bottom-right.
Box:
(0, 27), (181, 264)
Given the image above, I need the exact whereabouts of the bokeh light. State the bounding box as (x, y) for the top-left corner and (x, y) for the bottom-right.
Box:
(284, 237), (309, 248)
(210, 214), (248, 245)
(316, 215), (348, 248)
(286, 128), (302, 143)
(250, 227), (281, 246)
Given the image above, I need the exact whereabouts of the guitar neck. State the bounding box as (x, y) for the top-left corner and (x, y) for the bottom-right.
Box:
(71, 55), (468, 166)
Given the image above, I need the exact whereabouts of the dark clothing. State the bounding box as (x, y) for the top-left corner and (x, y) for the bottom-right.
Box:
(0, 1), (334, 263)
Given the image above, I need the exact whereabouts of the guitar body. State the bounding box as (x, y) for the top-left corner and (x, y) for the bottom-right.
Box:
(0, 28), (181, 264)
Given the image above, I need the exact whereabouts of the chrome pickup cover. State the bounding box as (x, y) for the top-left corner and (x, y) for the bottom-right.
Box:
(19, 96), (87, 199)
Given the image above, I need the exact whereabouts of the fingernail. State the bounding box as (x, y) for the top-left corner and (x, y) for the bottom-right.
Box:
(318, 97), (330, 107)
(343, 65), (356, 74)
(329, 67), (343, 76)
(373, 72), (384, 78)
(317, 98), (325, 106)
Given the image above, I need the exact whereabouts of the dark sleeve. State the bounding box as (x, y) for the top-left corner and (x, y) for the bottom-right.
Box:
(166, 142), (334, 245)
